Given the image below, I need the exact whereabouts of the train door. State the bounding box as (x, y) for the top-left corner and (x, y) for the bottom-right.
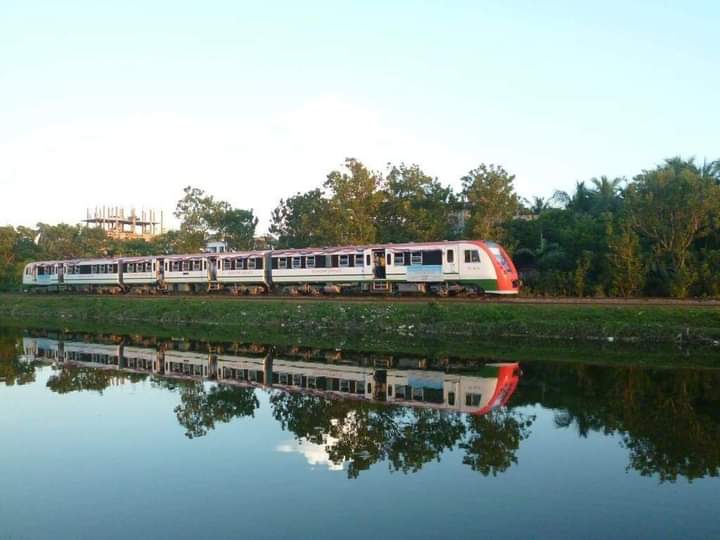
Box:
(57, 263), (64, 284)
(208, 257), (218, 281)
(156, 258), (164, 280)
(373, 249), (386, 279)
(446, 246), (458, 274)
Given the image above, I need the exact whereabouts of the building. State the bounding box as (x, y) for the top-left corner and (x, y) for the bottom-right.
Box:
(83, 207), (163, 240)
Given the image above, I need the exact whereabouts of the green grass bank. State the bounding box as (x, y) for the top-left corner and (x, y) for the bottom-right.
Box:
(1, 293), (719, 353)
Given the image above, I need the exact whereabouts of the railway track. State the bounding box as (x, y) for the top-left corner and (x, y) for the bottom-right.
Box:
(6, 293), (720, 308)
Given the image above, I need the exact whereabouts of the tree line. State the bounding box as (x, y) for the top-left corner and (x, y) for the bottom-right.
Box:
(0, 155), (718, 297)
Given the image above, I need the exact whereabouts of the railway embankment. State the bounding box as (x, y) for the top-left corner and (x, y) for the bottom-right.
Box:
(1, 294), (719, 358)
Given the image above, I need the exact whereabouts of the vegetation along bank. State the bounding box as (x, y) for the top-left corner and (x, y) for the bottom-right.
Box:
(1, 295), (718, 353)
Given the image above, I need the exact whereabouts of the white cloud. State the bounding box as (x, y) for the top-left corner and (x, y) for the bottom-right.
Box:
(276, 437), (344, 471)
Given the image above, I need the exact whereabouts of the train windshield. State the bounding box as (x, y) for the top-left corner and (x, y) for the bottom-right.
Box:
(487, 243), (512, 273)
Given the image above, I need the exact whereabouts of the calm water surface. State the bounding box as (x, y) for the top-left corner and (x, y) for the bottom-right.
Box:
(1, 326), (718, 540)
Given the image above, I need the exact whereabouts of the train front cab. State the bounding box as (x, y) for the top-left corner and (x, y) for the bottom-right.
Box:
(22, 261), (62, 290)
(474, 241), (520, 294)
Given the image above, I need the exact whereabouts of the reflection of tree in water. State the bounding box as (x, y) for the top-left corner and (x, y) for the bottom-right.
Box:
(270, 391), (532, 479)
(0, 331), (36, 386)
(519, 363), (720, 483)
(46, 367), (148, 394)
(460, 409), (535, 476)
(174, 383), (260, 439)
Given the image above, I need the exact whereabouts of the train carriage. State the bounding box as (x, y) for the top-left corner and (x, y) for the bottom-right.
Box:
(22, 261), (63, 289)
(63, 258), (122, 292)
(215, 251), (270, 293)
(162, 254), (211, 292)
(121, 256), (162, 290)
(380, 240), (518, 294)
(269, 246), (375, 293)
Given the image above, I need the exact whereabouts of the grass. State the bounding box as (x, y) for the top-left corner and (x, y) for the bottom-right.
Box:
(1, 294), (719, 366)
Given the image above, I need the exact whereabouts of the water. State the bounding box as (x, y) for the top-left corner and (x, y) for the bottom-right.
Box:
(1, 326), (718, 540)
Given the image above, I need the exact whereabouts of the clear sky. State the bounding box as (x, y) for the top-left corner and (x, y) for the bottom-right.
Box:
(1, 0), (718, 232)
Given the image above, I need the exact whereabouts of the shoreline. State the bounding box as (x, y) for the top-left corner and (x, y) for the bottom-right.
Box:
(1, 294), (719, 366)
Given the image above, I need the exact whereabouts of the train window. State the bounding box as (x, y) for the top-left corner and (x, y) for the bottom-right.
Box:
(395, 252), (404, 265)
(306, 256), (315, 268)
(222, 259), (232, 270)
(412, 387), (424, 401)
(368, 254), (372, 266)
(172, 261), (179, 272)
(448, 392), (455, 406)
(128, 263), (135, 273)
(411, 252), (422, 265)
(91, 265), (97, 274)
(339, 255), (349, 267)
(423, 250), (442, 265)
(447, 250), (454, 263)
(182, 261), (190, 271)
(191, 260), (200, 271)
(387, 385), (392, 396)
(465, 393), (482, 407)
(145, 262), (151, 272)
(255, 257), (264, 270)
(292, 256), (302, 268)
(367, 383), (372, 393)
(278, 257), (287, 269)
(464, 250), (480, 263)
(247, 258), (256, 270)
(355, 254), (363, 266)
(386, 253), (392, 266)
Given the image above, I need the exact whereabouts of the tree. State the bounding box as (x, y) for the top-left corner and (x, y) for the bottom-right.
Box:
(461, 164), (519, 242)
(174, 383), (260, 439)
(270, 189), (329, 248)
(211, 208), (258, 250)
(460, 409), (535, 476)
(174, 186), (257, 250)
(377, 163), (454, 243)
(626, 158), (720, 296)
(321, 158), (382, 245)
(606, 220), (644, 297)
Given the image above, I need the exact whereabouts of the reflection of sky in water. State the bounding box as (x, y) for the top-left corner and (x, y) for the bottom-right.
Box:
(276, 437), (345, 471)
(2, 339), (719, 540)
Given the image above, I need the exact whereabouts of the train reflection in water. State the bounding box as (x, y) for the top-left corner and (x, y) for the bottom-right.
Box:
(22, 335), (520, 415)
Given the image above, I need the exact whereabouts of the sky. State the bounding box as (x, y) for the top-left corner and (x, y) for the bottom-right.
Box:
(1, 0), (718, 233)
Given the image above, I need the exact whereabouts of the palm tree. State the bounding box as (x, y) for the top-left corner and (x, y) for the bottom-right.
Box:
(700, 158), (720, 184)
(590, 176), (624, 213)
(529, 196), (549, 216)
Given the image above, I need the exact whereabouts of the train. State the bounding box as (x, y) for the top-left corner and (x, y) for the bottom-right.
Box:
(21, 335), (521, 415)
(21, 239), (520, 296)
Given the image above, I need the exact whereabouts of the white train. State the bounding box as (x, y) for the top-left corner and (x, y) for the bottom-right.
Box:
(21, 336), (520, 415)
(22, 240), (520, 295)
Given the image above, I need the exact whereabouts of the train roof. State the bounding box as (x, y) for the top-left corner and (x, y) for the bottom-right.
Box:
(23, 240), (505, 266)
(270, 239), (490, 256)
